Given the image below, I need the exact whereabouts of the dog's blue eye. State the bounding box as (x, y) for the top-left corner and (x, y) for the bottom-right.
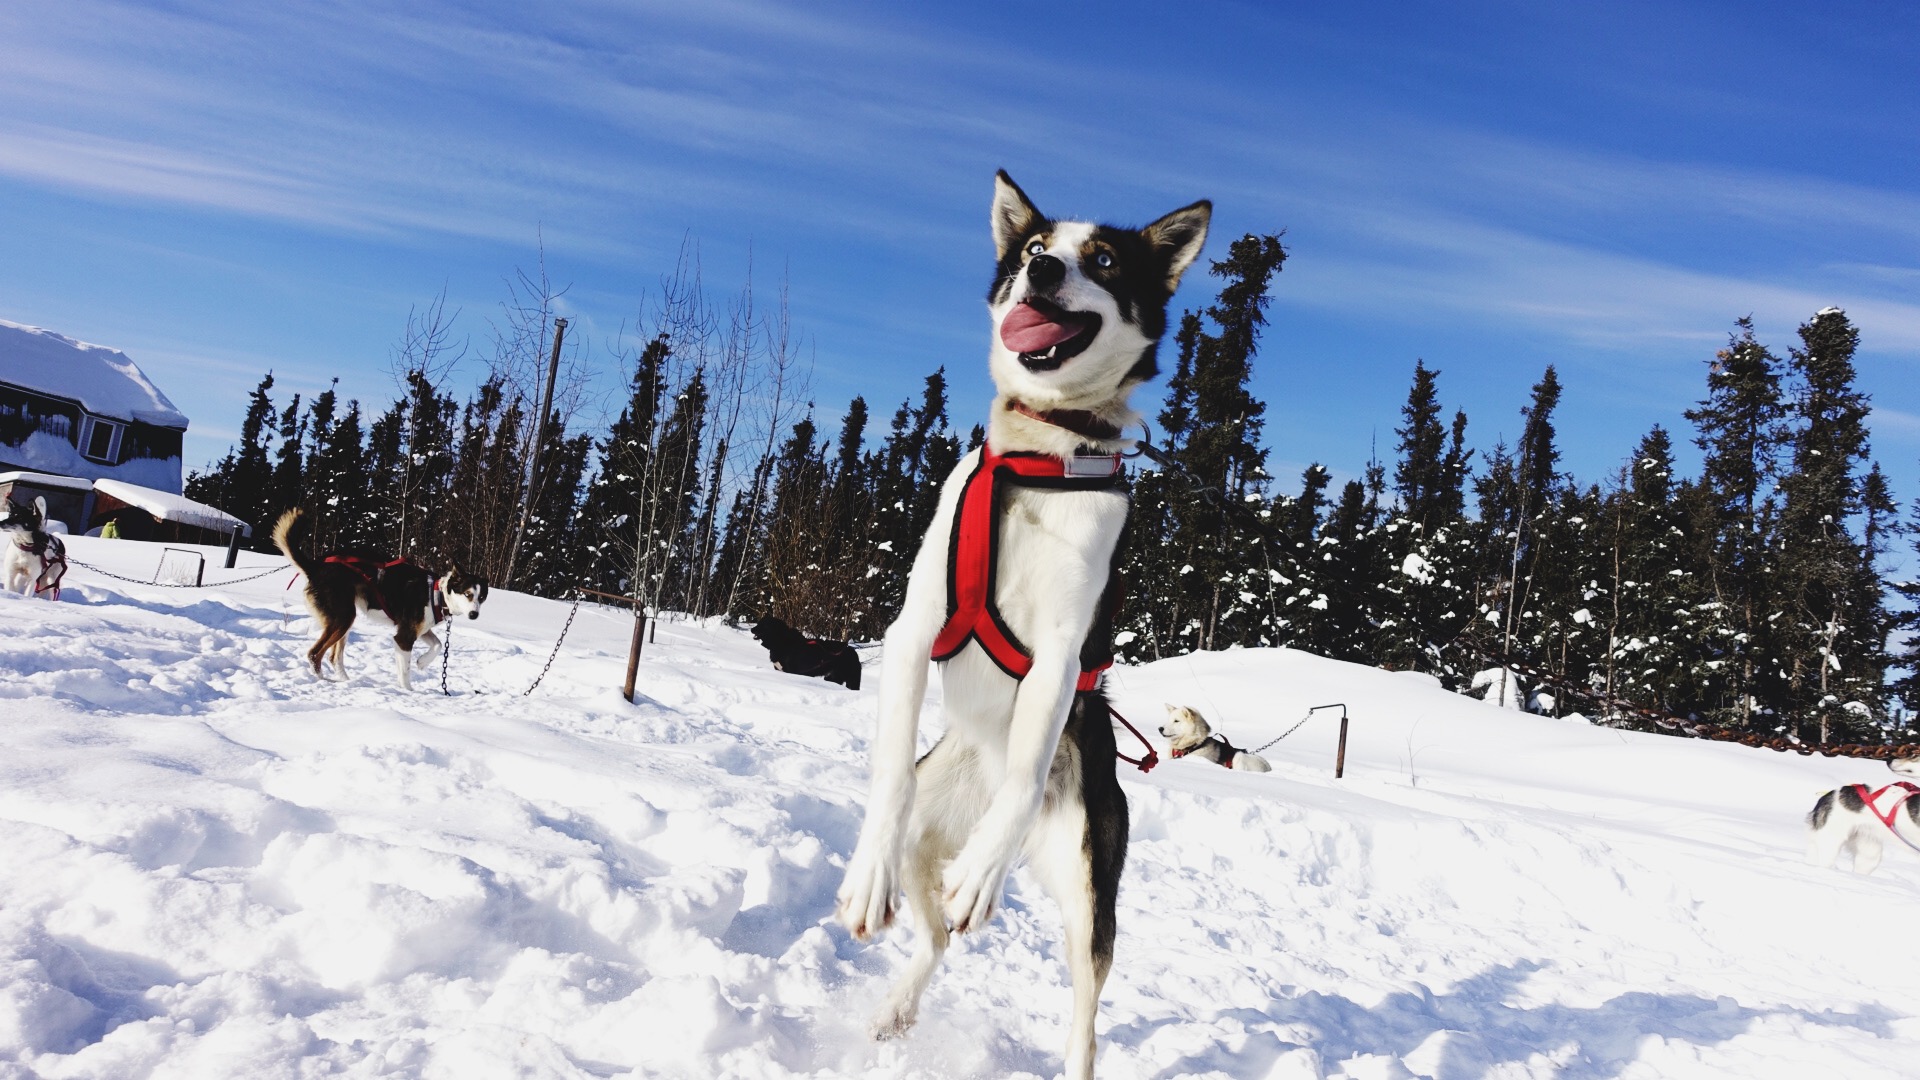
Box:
(1026, 240), (1045, 256)
(1094, 251), (1113, 268)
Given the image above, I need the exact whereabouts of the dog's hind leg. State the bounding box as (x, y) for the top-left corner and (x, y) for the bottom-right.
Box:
(870, 838), (953, 1040)
(871, 737), (983, 1039)
(1806, 791), (1843, 867)
(1025, 798), (1109, 1080)
(309, 624), (346, 680)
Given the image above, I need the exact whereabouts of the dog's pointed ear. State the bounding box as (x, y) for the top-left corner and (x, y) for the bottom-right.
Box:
(1142, 199), (1212, 292)
(992, 170), (1045, 262)
(32, 496), (48, 519)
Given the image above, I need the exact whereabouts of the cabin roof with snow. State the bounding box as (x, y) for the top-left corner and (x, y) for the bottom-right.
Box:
(91, 479), (247, 535)
(0, 319), (188, 429)
(0, 319), (191, 493)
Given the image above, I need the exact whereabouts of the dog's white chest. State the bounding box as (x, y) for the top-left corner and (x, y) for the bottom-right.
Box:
(989, 485), (1126, 638)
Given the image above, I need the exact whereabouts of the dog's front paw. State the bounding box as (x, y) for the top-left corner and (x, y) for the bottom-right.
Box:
(940, 848), (1011, 934)
(836, 844), (900, 942)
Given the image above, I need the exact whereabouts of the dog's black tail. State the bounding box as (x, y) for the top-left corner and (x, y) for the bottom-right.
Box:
(271, 508), (319, 578)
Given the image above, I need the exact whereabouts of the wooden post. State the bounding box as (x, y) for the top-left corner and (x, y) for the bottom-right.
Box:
(224, 526), (244, 569)
(575, 588), (647, 704)
(649, 618), (657, 644)
(623, 612), (645, 703)
(1302, 703), (1351, 778)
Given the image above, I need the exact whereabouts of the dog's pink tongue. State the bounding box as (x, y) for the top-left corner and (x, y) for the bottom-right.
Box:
(1000, 302), (1086, 353)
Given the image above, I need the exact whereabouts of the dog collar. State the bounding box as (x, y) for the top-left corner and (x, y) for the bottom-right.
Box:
(1006, 400), (1125, 443)
(984, 442), (1124, 481)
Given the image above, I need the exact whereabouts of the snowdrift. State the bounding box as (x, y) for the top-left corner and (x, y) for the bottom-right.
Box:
(2, 536), (1916, 1079)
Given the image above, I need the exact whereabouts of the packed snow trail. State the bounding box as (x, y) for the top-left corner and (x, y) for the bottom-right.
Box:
(2, 536), (1916, 1079)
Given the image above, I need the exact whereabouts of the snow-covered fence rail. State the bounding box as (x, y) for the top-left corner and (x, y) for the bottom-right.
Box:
(1464, 642), (1920, 762)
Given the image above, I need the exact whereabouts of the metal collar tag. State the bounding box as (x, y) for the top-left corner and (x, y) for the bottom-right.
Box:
(1064, 453), (1123, 478)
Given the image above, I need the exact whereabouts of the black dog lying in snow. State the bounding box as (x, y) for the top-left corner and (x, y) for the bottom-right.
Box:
(750, 616), (861, 690)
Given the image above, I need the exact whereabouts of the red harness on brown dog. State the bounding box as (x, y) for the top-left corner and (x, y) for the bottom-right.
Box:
(323, 554), (448, 624)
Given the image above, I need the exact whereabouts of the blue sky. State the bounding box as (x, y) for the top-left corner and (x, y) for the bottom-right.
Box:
(2, 0), (1917, 503)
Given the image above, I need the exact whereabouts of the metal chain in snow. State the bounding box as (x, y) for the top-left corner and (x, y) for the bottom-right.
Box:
(440, 617), (453, 697)
(68, 558), (294, 588)
(1250, 712), (1318, 754)
(1249, 703), (1348, 755)
(523, 592), (584, 697)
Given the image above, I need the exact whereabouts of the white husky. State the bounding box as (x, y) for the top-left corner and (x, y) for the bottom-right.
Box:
(1, 496), (67, 599)
(1160, 703), (1272, 772)
(1806, 779), (1920, 875)
(835, 171), (1209, 1079)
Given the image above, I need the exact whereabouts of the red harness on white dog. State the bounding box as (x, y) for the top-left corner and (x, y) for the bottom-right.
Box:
(11, 534), (65, 600)
(1855, 782), (1920, 833)
(929, 442), (1123, 691)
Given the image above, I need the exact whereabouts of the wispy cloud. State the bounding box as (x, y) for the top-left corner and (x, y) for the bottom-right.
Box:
(2, 0), (1915, 479)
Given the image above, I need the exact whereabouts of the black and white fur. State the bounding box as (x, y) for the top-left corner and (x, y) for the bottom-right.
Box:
(1159, 703), (1272, 772)
(1, 496), (66, 598)
(750, 615), (862, 690)
(836, 172), (1209, 1079)
(272, 508), (488, 690)
(1806, 782), (1920, 875)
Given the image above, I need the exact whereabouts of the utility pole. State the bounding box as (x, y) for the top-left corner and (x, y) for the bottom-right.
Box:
(507, 316), (567, 588)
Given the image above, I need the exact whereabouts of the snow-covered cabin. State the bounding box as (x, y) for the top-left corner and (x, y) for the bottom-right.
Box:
(0, 319), (189, 494)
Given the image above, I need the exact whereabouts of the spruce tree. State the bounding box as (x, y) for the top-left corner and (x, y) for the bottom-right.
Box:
(1393, 360), (1447, 529)
(1483, 366), (1564, 664)
(1778, 308), (1884, 739)
(232, 373), (279, 547)
(1683, 318), (1787, 727)
(577, 334), (671, 596)
(1374, 363), (1475, 678)
(1147, 232), (1289, 652)
(1601, 427), (1702, 722)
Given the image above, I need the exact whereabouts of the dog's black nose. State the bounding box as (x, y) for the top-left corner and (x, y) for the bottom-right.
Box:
(1026, 253), (1064, 290)
(468, 611), (479, 620)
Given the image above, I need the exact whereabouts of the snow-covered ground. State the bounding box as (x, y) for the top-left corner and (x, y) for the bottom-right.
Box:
(3, 536), (1917, 1079)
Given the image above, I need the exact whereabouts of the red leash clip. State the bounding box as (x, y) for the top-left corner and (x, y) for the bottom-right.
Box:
(1108, 706), (1159, 774)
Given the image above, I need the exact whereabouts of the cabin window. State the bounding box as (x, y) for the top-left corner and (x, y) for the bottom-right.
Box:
(82, 417), (123, 463)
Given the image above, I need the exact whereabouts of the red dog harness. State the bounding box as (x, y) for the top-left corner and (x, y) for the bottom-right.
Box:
(1170, 737), (1241, 768)
(323, 554), (449, 624)
(15, 534), (66, 600)
(1855, 782), (1920, 830)
(930, 443), (1124, 691)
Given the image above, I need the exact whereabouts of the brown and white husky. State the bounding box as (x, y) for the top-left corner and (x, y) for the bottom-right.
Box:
(272, 507), (488, 690)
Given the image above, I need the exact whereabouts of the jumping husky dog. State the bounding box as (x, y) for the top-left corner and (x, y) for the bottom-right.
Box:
(272, 507), (489, 690)
(1807, 779), (1920, 875)
(1160, 703), (1273, 772)
(836, 171), (1209, 1079)
(1, 496), (67, 599)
